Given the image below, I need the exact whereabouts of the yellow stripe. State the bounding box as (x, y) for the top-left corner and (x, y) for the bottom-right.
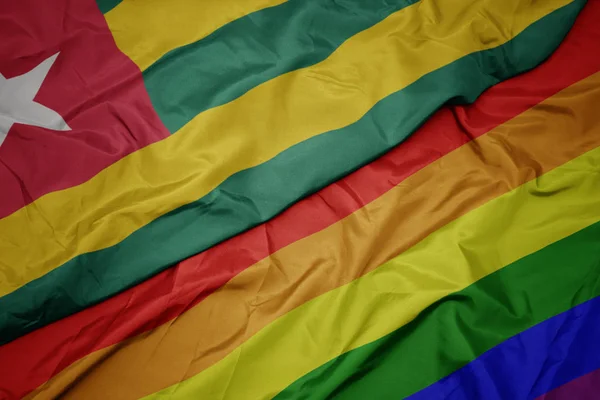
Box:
(145, 145), (600, 400)
(105, 0), (287, 72)
(0, 0), (571, 297)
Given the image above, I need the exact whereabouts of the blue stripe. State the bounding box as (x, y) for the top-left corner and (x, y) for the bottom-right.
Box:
(408, 296), (600, 400)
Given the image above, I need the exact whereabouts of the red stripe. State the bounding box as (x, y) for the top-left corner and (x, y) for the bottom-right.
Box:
(2, 2), (600, 399)
(537, 368), (600, 400)
(0, 0), (169, 218)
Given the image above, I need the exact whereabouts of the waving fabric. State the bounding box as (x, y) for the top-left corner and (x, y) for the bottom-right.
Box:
(1, 0), (599, 399)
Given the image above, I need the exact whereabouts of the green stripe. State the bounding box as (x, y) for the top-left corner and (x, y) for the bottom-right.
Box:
(275, 220), (600, 399)
(0, 1), (584, 345)
(96, 0), (121, 14)
(143, 0), (420, 133)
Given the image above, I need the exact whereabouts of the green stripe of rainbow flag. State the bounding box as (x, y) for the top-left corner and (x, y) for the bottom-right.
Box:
(278, 206), (600, 399)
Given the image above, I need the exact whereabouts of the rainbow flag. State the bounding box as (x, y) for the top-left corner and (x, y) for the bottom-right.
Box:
(1, 0), (599, 398)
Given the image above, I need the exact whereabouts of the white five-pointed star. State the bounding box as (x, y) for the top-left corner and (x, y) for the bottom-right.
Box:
(0, 53), (70, 147)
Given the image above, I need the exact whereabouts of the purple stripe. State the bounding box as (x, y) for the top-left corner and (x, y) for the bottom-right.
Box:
(537, 368), (600, 400)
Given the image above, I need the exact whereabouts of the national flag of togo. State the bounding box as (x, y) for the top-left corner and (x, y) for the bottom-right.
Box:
(1, 0), (600, 398)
